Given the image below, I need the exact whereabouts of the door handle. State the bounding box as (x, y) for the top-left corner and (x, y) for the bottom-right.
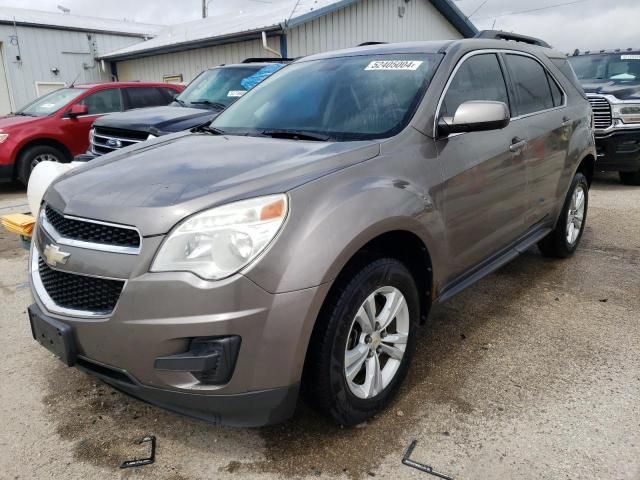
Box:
(509, 137), (527, 152)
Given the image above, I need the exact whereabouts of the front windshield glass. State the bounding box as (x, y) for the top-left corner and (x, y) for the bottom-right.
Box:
(569, 53), (640, 81)
(212, 53), (441, 141)
(18, 88), (86, 117)
(176, 65), (285, 109)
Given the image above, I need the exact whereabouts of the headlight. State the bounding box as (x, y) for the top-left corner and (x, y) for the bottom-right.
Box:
(88, 128), (94, 143)
(613, 103), (640, 124)
(0, 133), (9, 143)
(151, 194), (288, 280)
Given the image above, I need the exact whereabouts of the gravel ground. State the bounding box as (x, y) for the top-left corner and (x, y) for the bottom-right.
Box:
(0, 173), (638, 480)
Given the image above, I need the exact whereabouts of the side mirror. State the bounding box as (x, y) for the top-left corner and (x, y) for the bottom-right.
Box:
(438, 101), (510, 136)
(68, 104), (89, 118)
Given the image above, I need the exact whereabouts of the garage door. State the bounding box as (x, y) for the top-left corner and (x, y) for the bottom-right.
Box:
(0, 43), (12, 115)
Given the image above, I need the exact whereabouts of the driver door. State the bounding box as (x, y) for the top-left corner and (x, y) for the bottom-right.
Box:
(436, 52), (529, 281)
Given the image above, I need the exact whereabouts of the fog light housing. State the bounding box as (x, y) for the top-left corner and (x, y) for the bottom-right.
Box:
(154, 336), (241, 385)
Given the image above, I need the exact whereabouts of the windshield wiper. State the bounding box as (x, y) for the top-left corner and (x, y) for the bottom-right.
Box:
(15, 112), (35, 117)
(190, 100), (226, 110)
(173, 98), (188, 107)
(260, 129), (331, 141)
(194, 124), (226, 135)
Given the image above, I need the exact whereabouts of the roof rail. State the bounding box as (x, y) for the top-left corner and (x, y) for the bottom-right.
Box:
(358, 41), (388, 46)
(475, 30), (551, 49)
(241, 57), (294, 63)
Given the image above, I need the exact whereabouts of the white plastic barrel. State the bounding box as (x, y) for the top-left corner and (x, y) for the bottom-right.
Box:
(27, 161), (83, 215)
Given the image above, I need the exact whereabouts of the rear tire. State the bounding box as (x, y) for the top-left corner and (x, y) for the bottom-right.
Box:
(17, 145), (66, 186)
(538, 172), (589, 258)
(619, 170), (640, 186)
(303, 257), (420, 425)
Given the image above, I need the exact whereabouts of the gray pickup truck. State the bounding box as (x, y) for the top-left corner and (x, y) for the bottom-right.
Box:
(569, 49), (640, 184)
(29, 31), (595, 427)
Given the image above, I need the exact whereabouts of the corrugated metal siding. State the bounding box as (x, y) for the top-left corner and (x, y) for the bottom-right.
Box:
(116, 36), (282, 82)
(0, 24), (143, 111)
(286, 0), (462, 57)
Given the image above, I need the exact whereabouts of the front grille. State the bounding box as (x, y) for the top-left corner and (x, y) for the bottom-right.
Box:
(45, 205), (140, 249)
(38, 256), (124, 313)
(91, 126), (149, 156)
(588, 96), (612, 130)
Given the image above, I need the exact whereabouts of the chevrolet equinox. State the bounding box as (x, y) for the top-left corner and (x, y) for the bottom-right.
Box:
(28, 32), (596, 427)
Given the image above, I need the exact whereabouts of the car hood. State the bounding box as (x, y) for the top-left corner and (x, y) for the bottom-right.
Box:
(93, 106), (220, 135)
(0, 114), (43, 129)
(582, 79), (640, 100)
(45, 132), (380, 236)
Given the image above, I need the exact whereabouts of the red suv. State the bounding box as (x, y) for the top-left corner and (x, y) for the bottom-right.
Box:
(0, 82), (184, 185)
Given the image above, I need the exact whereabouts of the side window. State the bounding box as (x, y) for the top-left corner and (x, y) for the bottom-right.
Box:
(441, 53), (509, 118)
(505, 54), (554, 115)
(80, 89), (123, 115)
(160, 87), (178, 102)
(124, 87), (167, 109)
(547, 72), (564, 107)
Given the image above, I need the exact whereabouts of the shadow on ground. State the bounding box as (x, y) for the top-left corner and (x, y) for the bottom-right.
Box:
(40, 246), (565, 479)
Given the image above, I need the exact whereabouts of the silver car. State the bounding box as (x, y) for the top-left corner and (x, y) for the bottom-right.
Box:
(28, 32), (595, 426)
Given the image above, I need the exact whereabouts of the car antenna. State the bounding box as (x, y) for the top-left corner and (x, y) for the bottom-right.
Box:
(68, 72), (82, 88)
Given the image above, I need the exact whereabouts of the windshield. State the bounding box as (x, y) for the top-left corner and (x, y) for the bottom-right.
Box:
(176, 64), (285, 109)
(569, 53), (640, 81)
(17, 88), (86, 117)
(213, 53), (441, 141)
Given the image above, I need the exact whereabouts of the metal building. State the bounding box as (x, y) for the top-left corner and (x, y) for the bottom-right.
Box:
(0, 7), (161, 114)
(100, 0), (476, 84)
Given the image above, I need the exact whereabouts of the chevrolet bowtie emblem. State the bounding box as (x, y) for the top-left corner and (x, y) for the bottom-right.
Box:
(43, 244), (70, 267)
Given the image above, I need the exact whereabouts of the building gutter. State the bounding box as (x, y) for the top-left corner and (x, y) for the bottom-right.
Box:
(99, 26), (284, 61)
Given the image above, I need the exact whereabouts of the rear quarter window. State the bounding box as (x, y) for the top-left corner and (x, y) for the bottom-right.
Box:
(551, 58), (586, 96)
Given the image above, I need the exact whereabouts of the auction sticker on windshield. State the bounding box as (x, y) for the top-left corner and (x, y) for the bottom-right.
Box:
(621, 55), (640, 60)
(228, 90), (247, 97)
(365, 60), (423, 71)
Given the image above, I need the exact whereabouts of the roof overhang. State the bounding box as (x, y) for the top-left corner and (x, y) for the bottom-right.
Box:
(429, 0), (477, 38)
(0, 19), (154, 38)
(99, 26), (283, 61)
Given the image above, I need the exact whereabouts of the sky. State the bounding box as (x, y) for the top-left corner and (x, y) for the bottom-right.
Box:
(1, 0), (638, 53)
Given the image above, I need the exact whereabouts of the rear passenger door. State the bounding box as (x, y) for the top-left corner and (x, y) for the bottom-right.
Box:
(123, 87), (172, 110)
(436, 52), (529, 280)
(503, 53), (570, 226)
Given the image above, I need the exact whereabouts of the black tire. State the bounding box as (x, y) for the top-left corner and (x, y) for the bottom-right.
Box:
(619, 170), (640, 186)
(17, 145), (66, 186)
(538, 172), (589, 258)
(303, 257), (420, 425)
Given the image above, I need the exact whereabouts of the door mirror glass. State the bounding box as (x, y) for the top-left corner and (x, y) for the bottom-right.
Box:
(438, 100), (510, 136)
(68, 104), (89, 117)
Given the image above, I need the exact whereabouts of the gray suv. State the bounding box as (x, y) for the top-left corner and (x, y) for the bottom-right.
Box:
(28, 32), (595, 427)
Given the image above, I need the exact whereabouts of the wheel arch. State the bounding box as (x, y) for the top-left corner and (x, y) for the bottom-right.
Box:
(576, 153), (595, 186)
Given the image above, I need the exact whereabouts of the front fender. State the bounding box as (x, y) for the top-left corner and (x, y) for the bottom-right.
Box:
(244, 157), (446, 295)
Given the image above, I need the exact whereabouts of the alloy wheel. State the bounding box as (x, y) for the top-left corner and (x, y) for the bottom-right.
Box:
(566, 184), (586, 245)
(31, 153), (60, 171)
(344, 286), (410, 399)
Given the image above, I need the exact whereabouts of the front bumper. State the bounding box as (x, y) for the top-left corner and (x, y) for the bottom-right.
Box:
(595, 129), (640, 172)
(29, 228), (328, 426)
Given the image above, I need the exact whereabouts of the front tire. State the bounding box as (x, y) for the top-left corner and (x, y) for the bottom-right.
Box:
(619, 170), (640, 186)
(303, 258), (420, 425)
(538, 172), (589, 258)
(17, 145), (66, 186)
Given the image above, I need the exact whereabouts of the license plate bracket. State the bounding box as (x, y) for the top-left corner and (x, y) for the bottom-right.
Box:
(28, 305), (76, 367)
